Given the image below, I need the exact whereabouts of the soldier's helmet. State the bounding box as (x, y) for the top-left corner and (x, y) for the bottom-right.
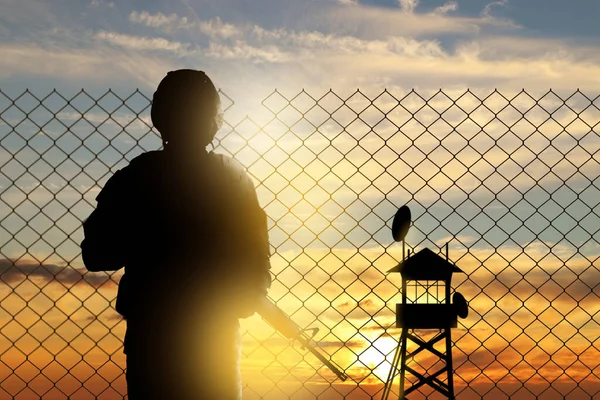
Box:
(151, 69), (223, 147)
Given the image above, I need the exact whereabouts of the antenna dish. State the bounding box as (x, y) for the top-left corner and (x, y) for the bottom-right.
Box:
(453, 292), (469, 319)
(392, 205), (411, 242)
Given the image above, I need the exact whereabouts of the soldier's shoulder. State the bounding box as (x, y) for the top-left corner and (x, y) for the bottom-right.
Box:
(209, 152), (258, 198)
(96, 151), (163, 202)
(209, 152), (250, 183)
(128, 150), (165, 169)
(121, 150), (165, 181)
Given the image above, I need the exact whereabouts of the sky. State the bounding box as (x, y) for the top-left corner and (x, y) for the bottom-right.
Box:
(1, 0), (600, 97)
(0, 0), (599, 399)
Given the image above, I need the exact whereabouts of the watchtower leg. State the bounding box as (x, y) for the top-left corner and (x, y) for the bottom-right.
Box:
(445, 329), (455, 399)
(398, 329), (408, 400)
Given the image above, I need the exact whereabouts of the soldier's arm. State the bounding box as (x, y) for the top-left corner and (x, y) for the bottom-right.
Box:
(80, 169), (130, 272)
(222, 157), (272, 316)
(237, 173), (272, 295)
(244, 205), (272, 296)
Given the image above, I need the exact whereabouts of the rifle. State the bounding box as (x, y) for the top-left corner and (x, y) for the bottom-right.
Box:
(257, 298), (348, 381)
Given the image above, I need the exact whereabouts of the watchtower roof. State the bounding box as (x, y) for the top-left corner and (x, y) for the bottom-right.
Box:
(387, 247), (463, 280)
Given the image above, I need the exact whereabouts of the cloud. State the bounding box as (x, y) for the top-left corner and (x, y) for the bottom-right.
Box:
(94, 30), (195, 55)
(206, 41), (292, 63)
(119, 9), (600, 96)
(482, 0), (509, 19)
(250, 26), (446, 59)
(0, 258), (115, 287)
(56, 111), (152, 128)
(336, 298), (377, 312)
(281, 4), (485, 38)
(127, 13), (451, 64)
(3, 1), (597, 98)
(0, 40), (176, 89)
(433, 1), (458, 16)
(128, 6), (495, 45)
(128, 10), (185, 29)
(129, 9), (453, 55)
(89, 0), (114, 8)
(3, 6), (592, 97)
(129, 11), (242, 39)
(398, 0), (419, 14)
(481, 0), (519, 28)
(198, 16), (244, 39)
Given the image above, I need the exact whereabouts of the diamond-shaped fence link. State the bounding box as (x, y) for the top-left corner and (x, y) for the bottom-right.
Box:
(0, 87), (598, 399)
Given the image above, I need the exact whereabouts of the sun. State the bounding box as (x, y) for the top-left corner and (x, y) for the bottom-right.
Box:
(358, 336), (399, 382)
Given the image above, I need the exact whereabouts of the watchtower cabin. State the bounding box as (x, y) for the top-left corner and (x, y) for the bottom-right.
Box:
(389, 247), (464, 330)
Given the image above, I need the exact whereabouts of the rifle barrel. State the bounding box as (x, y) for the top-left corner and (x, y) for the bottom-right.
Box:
(258, 298), (348, 381)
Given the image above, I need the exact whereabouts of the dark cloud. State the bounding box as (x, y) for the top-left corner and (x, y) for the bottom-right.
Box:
(0, 258), (118, 287)
(336, 298), (378, 311)
(84, 312), (123, 322)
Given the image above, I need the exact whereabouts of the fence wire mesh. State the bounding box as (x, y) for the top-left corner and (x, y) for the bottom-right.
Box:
(0, 88), (598, 400)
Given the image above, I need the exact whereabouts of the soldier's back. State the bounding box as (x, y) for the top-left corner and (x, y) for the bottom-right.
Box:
(118, 149), (251, 399)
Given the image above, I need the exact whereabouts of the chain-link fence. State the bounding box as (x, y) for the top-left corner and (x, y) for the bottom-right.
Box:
(0, 88), (598, 399)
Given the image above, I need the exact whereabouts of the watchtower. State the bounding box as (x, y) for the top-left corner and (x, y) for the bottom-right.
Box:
(381, 206), (468, 400)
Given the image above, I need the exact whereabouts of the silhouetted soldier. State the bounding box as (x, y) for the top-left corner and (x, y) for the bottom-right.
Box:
(80, 70), (271, 400)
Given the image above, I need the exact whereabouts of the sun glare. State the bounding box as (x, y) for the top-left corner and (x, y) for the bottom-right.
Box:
(358, 336), (398, 382)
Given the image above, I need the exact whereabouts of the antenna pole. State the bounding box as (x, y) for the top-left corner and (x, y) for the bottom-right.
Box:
(402, 240), (405, 261)
(446, 242), (449, 261)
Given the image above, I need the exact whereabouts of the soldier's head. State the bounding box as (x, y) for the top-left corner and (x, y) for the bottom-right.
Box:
(151, 69), (223, 151)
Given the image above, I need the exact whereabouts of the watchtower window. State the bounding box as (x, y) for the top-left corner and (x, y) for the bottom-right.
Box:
(406, 280), (446, 304)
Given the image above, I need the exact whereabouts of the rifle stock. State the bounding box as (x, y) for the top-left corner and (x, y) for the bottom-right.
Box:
(257, 298), (348, 382)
